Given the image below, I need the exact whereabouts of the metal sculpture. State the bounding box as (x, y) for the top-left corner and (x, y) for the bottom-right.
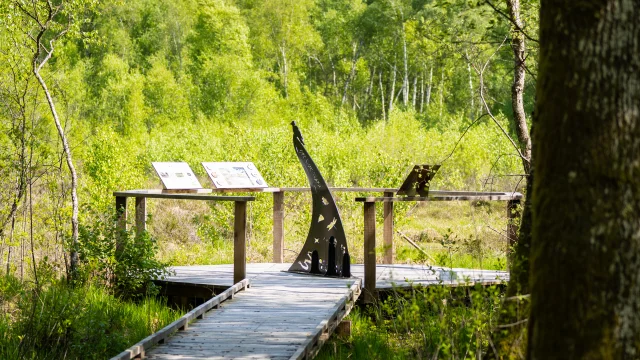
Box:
(397, 164), (441, 197)
(288, 121), (350, 277)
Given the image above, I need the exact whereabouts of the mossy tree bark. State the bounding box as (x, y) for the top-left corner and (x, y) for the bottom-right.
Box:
(528, 0), (640, 358)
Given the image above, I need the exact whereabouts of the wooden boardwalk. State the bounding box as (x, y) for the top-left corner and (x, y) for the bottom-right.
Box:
(164, 263), (507, 289)
(114, 263), (507, 360)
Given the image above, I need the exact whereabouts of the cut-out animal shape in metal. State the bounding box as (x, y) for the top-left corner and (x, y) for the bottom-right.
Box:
(288, 121), (349, 277)
(397, 164), (441, 197)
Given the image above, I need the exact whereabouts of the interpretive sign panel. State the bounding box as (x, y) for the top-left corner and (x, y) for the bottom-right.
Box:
(152, 162), (203, 190)
(202, 162), (268, 189)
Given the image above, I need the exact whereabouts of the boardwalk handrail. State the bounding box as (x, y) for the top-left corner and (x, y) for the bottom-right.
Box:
(110, 279), (251, 360)
(356, 192), (523, 303)
(291, 279), (362, 360)
(114, 191), (254, 283)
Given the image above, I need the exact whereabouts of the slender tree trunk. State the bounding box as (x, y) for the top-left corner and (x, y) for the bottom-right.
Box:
(489, 156), (534, 359)
(34, 68), (80, 278)
(389, 63), (396, 115)
(528, 1), (640, 358)
(0, 110), (29, 248)
(438, 68), (444, 118)
(466, 53), (475, 119)
(379, 71), (386, 121)
(425, 65), (433, 111)
(28, 181), (38, 288)
(30, 17), (80, 278)
(411, 76), (417, 109)
(402, 24), (409, 107)
(342, 42), (360, 107)
(5, 217), (15, 276)
(507, 0), (531, 174)
(0, 235), (3, 270)
(20, 205), (26, 281)
(490, 4), (535, 354)
(364, 66), (375, 114)
(420, 71), (425, 113)
(330, 59), (337, 97)
(280, 45), (289, 98)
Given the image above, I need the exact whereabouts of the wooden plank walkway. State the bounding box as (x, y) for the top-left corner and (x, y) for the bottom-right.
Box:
(144, 264), (360, 360)
(117, 264), (507, 360)
(164, 263), (508, 289)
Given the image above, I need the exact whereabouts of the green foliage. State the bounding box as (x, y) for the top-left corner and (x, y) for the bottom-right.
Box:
(77, 219), (170, 298)
(0, 0), (536, 357)
(0, 276), (181, 359)
(318, 284), (505, 359)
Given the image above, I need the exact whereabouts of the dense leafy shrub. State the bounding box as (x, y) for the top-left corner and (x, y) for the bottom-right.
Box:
(78, 220), (169, 298)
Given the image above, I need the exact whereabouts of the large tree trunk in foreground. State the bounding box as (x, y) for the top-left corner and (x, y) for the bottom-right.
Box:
(528, 1), (640, 358)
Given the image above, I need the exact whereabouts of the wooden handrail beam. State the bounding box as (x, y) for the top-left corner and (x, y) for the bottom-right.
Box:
(110, 279), (251, 360)
(356, 192), (524, 202)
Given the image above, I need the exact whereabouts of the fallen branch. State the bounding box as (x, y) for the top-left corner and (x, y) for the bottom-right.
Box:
(497, 318), (528, 329)
(396, 230), (436, 263)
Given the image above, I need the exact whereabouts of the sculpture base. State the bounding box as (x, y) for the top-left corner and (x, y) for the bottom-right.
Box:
(283, 270), (354, 279)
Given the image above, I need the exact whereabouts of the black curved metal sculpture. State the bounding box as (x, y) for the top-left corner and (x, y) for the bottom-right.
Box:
(288, 121), (349, 277)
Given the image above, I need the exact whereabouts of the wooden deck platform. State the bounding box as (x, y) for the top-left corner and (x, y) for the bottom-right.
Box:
(163, 263), (508, 289)
(115, 264), (507, 360)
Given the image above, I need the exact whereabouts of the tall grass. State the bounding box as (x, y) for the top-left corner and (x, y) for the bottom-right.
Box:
(0, 276), (181, 359)
(318, 284), (506, 360)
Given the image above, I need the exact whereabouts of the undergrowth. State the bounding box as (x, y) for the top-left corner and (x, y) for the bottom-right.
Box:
(0, 275), (181, 359)
(318, 284), (506, 360)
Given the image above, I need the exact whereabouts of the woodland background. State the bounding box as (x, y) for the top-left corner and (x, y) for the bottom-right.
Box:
(0, 0), (538, 358)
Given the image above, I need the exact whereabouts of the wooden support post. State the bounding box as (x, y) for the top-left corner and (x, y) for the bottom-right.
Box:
(115, 196), (127, 252)
(273, 191), (285, 263)
(135, 197), (146, 237)
(383, 192), (394, 264)
(337, 320), (352, 338)
(364, 202), (377, 303)
(234, 201), (247, 284)
(506, 200), (521, 257)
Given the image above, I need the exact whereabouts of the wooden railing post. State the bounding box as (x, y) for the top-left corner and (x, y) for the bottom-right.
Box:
(383, 192), (394, 264)
(506, 200), (521, 258)
(272, 191), (285, 263)
(234, 201), (247, 284)
(135, 197), (146, 237)
(115, 196), (127, 252)
(364, 201), (377, 303)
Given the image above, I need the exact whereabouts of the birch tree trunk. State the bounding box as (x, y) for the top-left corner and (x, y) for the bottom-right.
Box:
(402, 24), (409, 107)
(280, 45), (289, 98)
(507, 0), (531, 174)
(528, 1), (640, 357)
(388, 63), (396, 115)
(19, 1), (81, 279)
(419, 71), (425, 113)
(466, 54), (474, 119)
(341, 42), (359, 107)
(425, 65), (433, 112)
(379, 71), (386, 121)
(492, 3), (535, 344)
(363, 66), (375, 114)
(411, 76), (417, 109)
(34, 59), (79, 279)
(438, 68), (444, 118)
